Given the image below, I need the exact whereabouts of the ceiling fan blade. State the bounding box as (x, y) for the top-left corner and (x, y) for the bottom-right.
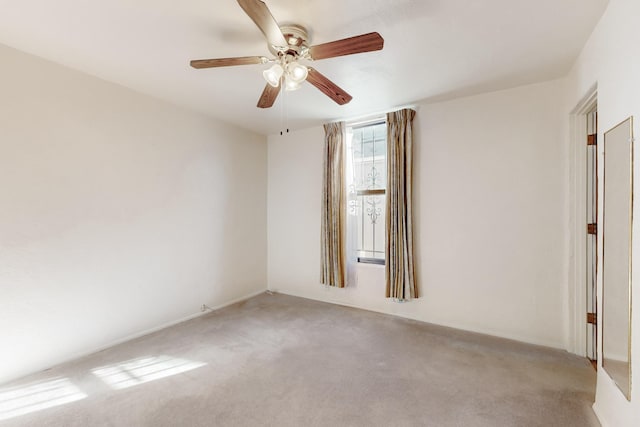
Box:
(237, 0), (288, 49)
(306, 68), (352, 105)
(257, 82), (280, 108)
(309, 32), (384, 60)
(190, 56), (266, 69)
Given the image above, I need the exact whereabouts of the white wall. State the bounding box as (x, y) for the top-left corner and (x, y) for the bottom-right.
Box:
(564, 0), (640, 425)
(0, 44), (267, 384)
(268, 79), (567, 349)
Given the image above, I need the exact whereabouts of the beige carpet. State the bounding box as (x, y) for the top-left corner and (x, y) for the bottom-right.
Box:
(0, 292), (599, 427)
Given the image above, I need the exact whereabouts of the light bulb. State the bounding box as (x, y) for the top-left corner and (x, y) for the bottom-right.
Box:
(284, 76), (301, 91)
(263, 63), (283, 87)
(286, 61), (308, 83)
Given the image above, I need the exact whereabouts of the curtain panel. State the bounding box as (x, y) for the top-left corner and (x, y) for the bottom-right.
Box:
(321, 122), (346, 287)
(386, 109), (418, 299)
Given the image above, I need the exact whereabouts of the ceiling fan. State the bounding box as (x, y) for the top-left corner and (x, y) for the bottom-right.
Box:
(190, 0), (384, 108)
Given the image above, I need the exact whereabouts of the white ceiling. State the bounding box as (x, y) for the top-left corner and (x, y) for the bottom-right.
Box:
(0, 0), (608, 135)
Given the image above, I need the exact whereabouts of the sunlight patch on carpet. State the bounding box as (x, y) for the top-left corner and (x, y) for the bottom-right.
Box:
(92, 355), (206, 390)
(0, 377), (87, 421)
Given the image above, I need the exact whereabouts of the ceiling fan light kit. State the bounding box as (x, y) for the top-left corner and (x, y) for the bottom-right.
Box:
(263, 56), (308, 90)
(190, 0), (384, 108)
(286, 61), (308, 84)
(263, 63), (283, 87)
(284, 78), (301, 92)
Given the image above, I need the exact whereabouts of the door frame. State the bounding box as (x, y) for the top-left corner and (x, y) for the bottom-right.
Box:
(568, 84), (598, 357)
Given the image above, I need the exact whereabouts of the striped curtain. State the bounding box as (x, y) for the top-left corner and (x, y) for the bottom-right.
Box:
(321, 122), (346, 287)
(386, 109), (418, 299)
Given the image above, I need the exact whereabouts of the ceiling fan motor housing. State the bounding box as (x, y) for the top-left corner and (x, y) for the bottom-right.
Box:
(269, 24), (309, 59)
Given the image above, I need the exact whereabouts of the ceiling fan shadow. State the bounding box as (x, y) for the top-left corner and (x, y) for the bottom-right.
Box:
(213, 27), (265, 47)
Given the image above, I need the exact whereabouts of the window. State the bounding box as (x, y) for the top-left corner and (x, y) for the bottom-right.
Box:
(346, 120), (387, 264)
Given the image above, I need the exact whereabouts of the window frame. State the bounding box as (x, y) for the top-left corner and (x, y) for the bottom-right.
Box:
(346, 118), (387, 266)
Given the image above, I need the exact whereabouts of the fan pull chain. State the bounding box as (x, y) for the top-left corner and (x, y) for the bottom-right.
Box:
(279, 79), (289, 136)
(280, 79), (284, 135)
(285, 84), (290, 134)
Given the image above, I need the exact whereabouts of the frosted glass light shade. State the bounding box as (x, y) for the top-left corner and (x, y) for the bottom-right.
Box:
(284, 77), (301, 91)
(263, 64), (283, 87)
(287, 62), (308, 83)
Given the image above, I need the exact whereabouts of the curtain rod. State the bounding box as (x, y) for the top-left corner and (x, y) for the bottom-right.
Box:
(347, 116), (386, 128)
(343, 106), (419, 129)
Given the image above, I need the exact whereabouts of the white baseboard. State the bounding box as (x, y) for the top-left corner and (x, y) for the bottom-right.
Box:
(27, 289), (267, 381)
(271, 287), (565, 350)
(592, 402), (608, 427)
(94, 288), (268, 349)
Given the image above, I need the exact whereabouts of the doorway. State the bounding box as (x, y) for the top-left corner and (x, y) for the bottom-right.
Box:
(569, 87), (598, 361)
(585, 108), (598, 365)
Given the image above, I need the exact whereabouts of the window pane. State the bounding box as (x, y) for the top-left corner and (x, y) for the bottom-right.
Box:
(347, 120), (387, 262)
(356, 194), (386, 260)
(351, 123), (387, 191)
